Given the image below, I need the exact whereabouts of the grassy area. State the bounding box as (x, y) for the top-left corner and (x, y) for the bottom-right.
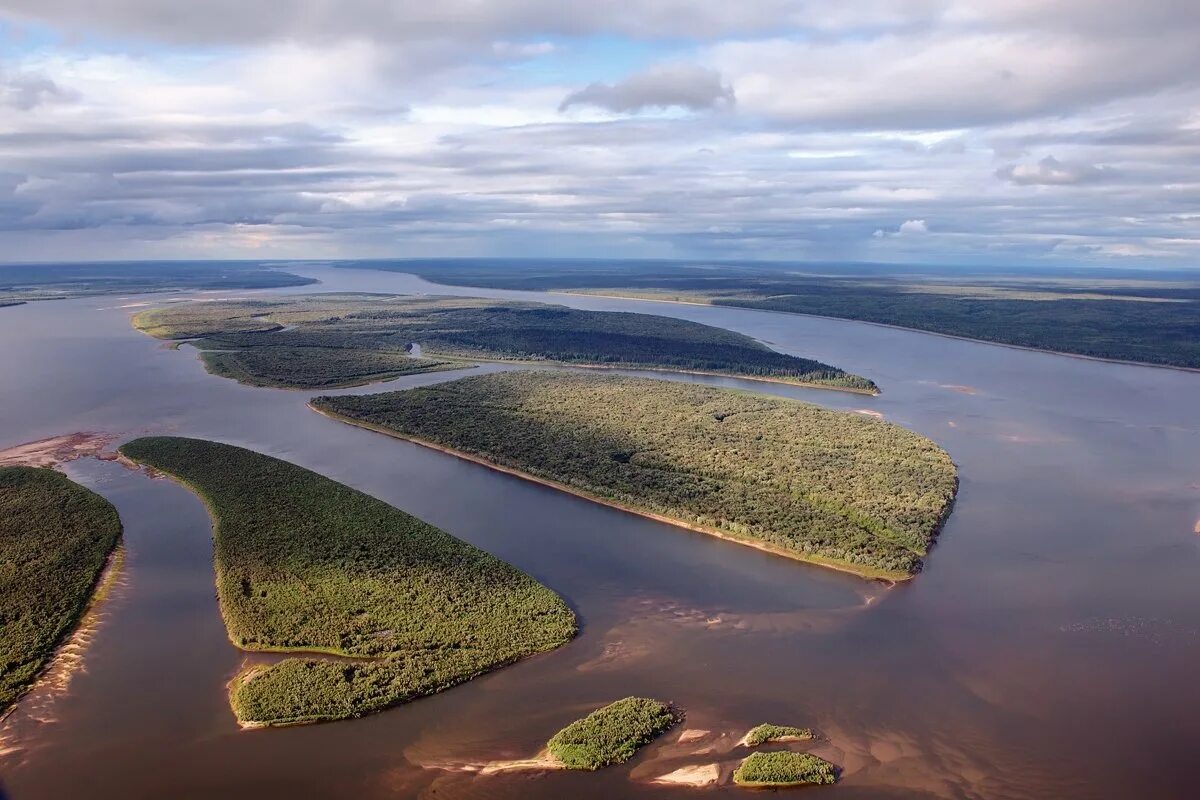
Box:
(352, 259), (1200, 370)
(313, 372), (957, 579)
(742, 724), (815, 746)
(117, 436), (576, 726)
(732, 751), (838, 787)
(546, 697), (678, 769)
(0, 467), (122, 712)
(131, 294), (878, 392)
(0, 261), (314, 304)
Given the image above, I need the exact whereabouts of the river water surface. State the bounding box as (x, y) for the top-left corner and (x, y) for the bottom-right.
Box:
(1, 266), (1198, 799)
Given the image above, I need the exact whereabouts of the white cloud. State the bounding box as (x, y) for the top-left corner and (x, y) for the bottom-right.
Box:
(559, 65), (735, 114)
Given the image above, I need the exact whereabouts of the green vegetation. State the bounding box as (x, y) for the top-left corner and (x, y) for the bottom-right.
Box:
(351, 259), (1200, 370)
(732, 751), (838, 787)
(131, 294), (877, 392)
(0, 467), (122, 712)
(117, 436), (576, 726)
(313, 372), (957, 579)
(546, 697), (677, 770)
(0, 261), (314, 304)
(742, 724), (815, 746)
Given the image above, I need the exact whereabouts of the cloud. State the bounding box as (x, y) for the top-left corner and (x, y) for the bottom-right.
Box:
(560, 64), (734, 114)
(0, 69), (77, 110)
(899, 219), (929, 234)
(997, 155), (1114, 185)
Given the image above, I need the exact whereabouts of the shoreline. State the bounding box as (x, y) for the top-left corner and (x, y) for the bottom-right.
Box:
(551, 290), (1200, 376)
(0, 541), (126, 729)
(429, 351), (880, 396)
(307, 403), (910, 583)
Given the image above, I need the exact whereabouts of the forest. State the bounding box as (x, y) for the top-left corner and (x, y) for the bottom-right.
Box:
(545, 697), (678, 770)
(313, 372), (957, 579)
(117, 437), (576, 726)
(132, 294), (877, 391)
(0, 467), (122, 712)
(732, 752), (838, 787)
(350, 259), (1200, 369)
(0, 261), (313, 304)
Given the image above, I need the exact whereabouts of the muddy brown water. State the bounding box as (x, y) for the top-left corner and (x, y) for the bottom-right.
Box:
(1, 266), (1198, 799)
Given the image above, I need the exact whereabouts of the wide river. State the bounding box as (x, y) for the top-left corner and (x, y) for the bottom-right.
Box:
(1, 266), (1198, 799)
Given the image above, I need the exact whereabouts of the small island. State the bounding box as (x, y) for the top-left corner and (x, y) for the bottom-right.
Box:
(132, 294), (878, 392)
(740, 724), (816, 747)
(312, 372), (957, 580)
(546, 697), (679, 770)
(118, 437), (576, 726)
(733, 751), (838, 788)
(0, 467), (122, 713)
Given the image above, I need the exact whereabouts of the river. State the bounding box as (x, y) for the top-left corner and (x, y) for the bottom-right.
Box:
(1, 265), (1198, 799)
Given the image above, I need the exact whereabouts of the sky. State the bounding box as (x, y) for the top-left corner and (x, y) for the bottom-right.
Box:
(0, 0), (1198, 265)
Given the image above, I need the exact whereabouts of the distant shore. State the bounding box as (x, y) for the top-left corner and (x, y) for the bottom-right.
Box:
(307, 403), (908, 583)
(550, 290), (1200, 376)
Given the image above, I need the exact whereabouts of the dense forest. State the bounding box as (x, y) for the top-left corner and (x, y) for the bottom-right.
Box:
(0, 261), (313, 304)
(545, 697), (678, 770)
(742, 724), (815, 746)
(314, 372), (957, 579)
(0, 467), (122, 712)
(732, 752), (838, 787)
(118, 437), (576, 726)
(133, 294), (877, 391)
(348, 259), (1200, 369)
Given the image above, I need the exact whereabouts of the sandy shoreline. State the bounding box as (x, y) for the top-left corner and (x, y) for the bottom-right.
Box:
(307, 403), (909, 583)
(0, 432), (117, 468)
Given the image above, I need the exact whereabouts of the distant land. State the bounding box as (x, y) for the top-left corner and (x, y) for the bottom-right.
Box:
(337, 259), (1200, 370)
(0, 261), (314, 304)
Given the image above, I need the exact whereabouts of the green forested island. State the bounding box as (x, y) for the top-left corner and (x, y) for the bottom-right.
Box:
(117, 437), (576, 726)
(0, 261), (314, 304)
(741, 723), (815, 746)
(132, 294), (877, 392)
(732, 751), (838, 787)
(545, 697), (677, 770)
(313, 372), (957, 579)
(347, 259), (1200, 369)
(0, 467), (122, 712)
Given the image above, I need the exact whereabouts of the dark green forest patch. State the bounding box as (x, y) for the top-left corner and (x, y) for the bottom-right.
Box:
(117, 436), (576, 726)
(546, 697), (678, 770)
(132, 294), (877, 392)
(313, 372), (957, 580)
(0, 467), (122, 712)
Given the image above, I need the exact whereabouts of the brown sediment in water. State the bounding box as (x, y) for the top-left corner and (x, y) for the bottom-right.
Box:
(0, 432), (116, 468)
(940, 384), (979, 395)
(427, 750), (565, 775)
(0, 544), (128, 753)
(854, 408), (884, 419)
(307, 403), (914, 583)
(677, 728), (712, 744)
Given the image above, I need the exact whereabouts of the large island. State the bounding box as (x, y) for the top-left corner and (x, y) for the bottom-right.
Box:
(118, 437), (576, 726)
(132, 294), (878, 392)
(312, 372), (957, 580)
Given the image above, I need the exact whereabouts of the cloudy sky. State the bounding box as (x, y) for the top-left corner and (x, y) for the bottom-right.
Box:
(1, 1), (1198, 265)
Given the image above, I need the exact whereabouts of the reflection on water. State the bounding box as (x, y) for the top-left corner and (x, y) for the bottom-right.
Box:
(1, 267), (1199, 798)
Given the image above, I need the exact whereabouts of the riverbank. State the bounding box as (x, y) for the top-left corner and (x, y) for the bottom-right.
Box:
(308, 403), (911, 582)
(552, 290), (1200, 375)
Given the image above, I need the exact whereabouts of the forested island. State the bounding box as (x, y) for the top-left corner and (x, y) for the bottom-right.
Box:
(546, 697), (678, 770)
(0, 261), (314, 305)
(0, 467), (122, 713)
(118, 437), (576, 726)
(732, 752), (838, 787)
(132, 294), (877, 391)
(312, 372), (957, 580)
(345, 259), (1200, 370)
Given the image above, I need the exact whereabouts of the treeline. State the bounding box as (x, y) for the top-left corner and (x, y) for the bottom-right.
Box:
(314, 372), (957, 579)
(132, 295), (878, 391)
(0, 467), (122, 712)
(546, 697), (678, 769)
(118, 436), (576, 726)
